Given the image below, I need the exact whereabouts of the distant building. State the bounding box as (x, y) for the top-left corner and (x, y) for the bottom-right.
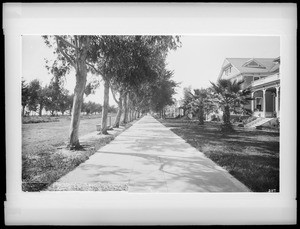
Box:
(218, 57), (280, 118)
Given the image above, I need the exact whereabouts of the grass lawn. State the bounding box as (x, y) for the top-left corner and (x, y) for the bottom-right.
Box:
(22, 113), (129, 192)
(159, 119), (280, 192)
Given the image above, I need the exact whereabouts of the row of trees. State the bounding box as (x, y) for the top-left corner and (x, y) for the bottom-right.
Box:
(22, 78), (118, 116)
(39, 35), (180, 149)
(81, 101), (103, 115)
(180, 79), (252, 131)
(22, 78), (73, 116)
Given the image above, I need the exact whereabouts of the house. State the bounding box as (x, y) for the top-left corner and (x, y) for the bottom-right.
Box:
(218, 57), (280, 119)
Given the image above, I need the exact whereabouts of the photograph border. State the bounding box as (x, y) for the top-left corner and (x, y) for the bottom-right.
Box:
(4, 3), (297, 225)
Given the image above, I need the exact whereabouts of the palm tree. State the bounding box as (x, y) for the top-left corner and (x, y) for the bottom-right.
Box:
(210, 79), (252, 132)
(189, 88), (215, 125)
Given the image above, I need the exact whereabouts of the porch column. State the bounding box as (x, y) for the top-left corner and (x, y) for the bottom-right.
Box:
(275, 87), (279, 117)
(251, 91), (255, 112)
(262, 89), (266, 118)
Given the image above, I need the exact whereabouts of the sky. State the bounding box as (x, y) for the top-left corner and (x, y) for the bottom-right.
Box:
(22, 35), (280, 105)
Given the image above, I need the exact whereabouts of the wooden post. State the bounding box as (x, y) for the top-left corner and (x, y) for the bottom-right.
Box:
(275, 87), (279, 117)
(251, 91), (255, 112)
(263, 89), (266, 118)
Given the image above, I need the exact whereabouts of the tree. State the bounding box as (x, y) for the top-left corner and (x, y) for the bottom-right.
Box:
(106, 35), (181, 123)
(111, 87), (124, 128)
(27, 79), (43, 114)
(37, 86), (49, 116)
(21, 79), (30, 117)
(189, 88), (215, 125)
(66, 93), (74, 115)
(108, 105), (117, 113)
(43, 85), (56, 116)
(42, 61), (69, 116)
(43, 35), (92, 149)
(86, 36), (123, 134)
(58, 89), (71, 115)
(87, 36), (140, 131)
(94, 103), (102, 114)
(42, 35), (181, 145)
(148, 70), (177, 118)
(129, 36), (180, 119)
(81, 101), (100, 115)
(43, 77), (62, 116)
(210, 79), (252, 132)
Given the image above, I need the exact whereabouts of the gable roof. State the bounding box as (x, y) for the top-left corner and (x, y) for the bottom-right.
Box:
(242, 59), (266, 68)
(225, 58), (278, 74)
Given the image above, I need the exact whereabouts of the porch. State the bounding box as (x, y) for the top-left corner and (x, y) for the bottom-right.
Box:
(251, 74), (280, 118)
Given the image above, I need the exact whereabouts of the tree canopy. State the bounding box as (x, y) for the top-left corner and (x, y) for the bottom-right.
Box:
(36, 35), (181, 148)
(210, 79), (252, 131)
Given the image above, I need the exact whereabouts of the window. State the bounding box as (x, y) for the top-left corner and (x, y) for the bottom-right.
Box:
(224, 67), (231, 76)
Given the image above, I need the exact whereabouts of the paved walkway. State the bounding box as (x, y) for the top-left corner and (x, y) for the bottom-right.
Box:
(47, 115), (250, 192)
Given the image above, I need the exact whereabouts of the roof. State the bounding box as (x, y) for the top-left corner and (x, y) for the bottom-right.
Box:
(273, 56), (280, 62)
(269, 63), (280, 72)
(225, 57), (279, 74)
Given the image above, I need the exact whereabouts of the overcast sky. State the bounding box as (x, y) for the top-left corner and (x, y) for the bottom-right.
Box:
(22, 35), (280, 105)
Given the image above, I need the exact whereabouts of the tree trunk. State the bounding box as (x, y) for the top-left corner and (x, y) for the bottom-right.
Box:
(220, 105), (234, 132)
(113, 96), (123, 128)
(130, 109), (133, 121)
(39, 104), (43, 116)
(122, 92), (129, 124)
(134, 111), (137, 120)
(100, 79), (110, 134)
(68, 60), (87, 149)
(223, 105), (231, 125)
(128, 109), (131, 122)
(198, 106), (204, 125)
(22, 105), (25, 117)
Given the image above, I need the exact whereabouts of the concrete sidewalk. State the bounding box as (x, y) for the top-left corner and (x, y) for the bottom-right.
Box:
(47, 115), (250, 192)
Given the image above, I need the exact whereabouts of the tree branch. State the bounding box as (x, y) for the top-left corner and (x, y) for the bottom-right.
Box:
(55, 35), (78, 50)
(55, 37), (75, 68)
(85, 61), (103, 76)
(74, 36), (79, 65)
(111, 87), (120, 105)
